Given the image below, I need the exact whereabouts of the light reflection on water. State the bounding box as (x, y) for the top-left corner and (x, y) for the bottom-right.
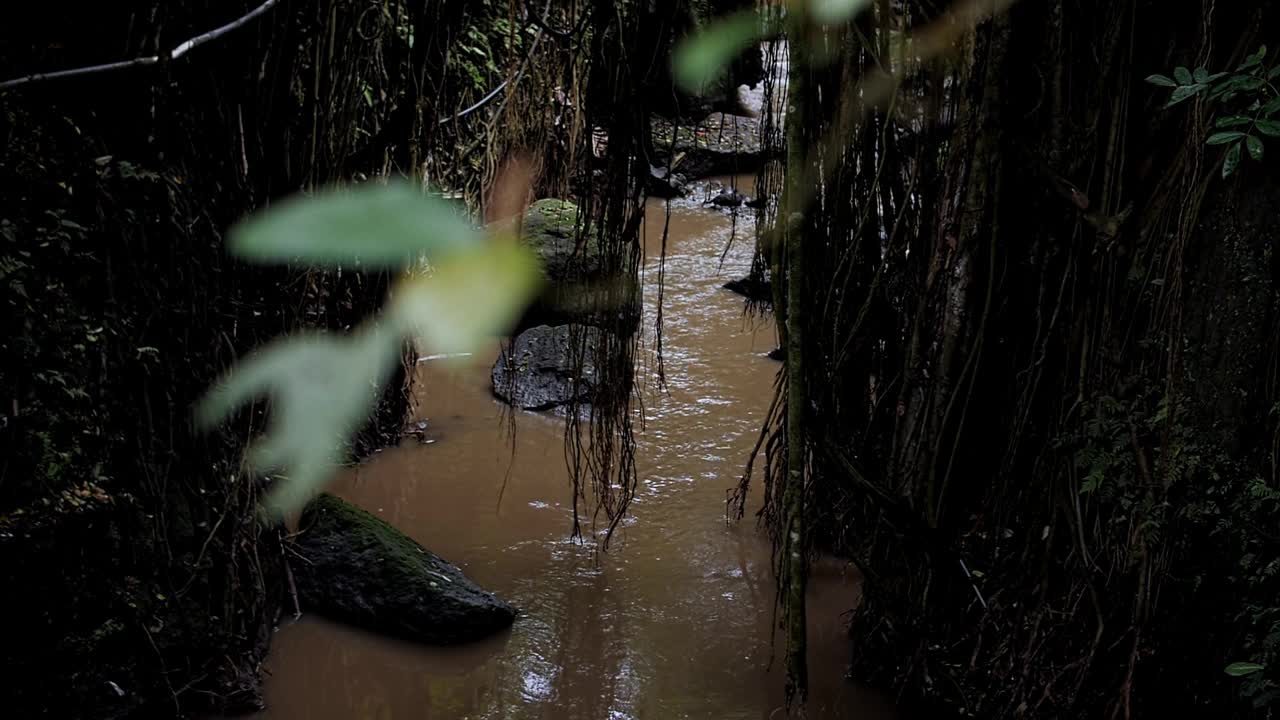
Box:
(256, 179), (895, 720)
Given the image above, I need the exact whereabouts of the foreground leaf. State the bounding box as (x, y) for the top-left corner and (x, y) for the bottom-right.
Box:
(809, 0), (873, 26)
(197, 239), (539, 515)
(391, 241), (542, 355)
(197, 325), (402, 515)
(673, 10), (764, 94)
(1225, 662), (1266, 677)
(229, 181), (481, 268)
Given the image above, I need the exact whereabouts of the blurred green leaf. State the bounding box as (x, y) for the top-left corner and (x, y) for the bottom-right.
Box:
(197, 325), (401, 516)
(1144, 74), (1176, 88)
(1174, 66), (1193, 85)
(202, 192), (542, 516)
(809, 0), (873, 26)
(391, 241), (542, 355)
(1225, 662), (1266, 677)
(1257, 119), (1280, 137)
(673, 10), (763, 94)
(229, 181), (480, 268)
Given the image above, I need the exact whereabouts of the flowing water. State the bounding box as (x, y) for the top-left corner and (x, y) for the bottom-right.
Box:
(256, 179), (896, 719)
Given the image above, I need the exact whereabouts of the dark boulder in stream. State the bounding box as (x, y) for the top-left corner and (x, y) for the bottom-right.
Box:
(652, 113), (765, 179)
(707, 187), (750, 208)
(723, 275), (772, 303)
(492, 324), (599, 411)
(293, 494), (516, 645)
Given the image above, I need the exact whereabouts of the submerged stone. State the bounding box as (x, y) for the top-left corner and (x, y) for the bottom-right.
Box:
(293, 494), (515, 644)
(492, 324), (599, 411)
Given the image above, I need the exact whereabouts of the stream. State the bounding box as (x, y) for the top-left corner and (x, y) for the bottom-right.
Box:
(255, 178), (896, 719)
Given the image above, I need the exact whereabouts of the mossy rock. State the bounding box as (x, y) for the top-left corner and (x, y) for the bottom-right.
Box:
(513, 199), (640, 332)
(521, 199), (601, 283)
(293, 494), (515, 644)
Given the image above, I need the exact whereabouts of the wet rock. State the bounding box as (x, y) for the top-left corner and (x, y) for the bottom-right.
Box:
(514, 199), (640, 331)
(492, 324), (599, 411)
(521, 199), (600, 282)
(652, 113), (765, 180)
(767, 347), (786, 362)
(723, 275), (772, 303)
(293, 494), (516, 644)
(708, 187), (749, 208)
(647, 165), (689, 198)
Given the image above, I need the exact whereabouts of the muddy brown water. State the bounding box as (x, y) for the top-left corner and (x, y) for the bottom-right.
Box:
(256, 180), (897, 719)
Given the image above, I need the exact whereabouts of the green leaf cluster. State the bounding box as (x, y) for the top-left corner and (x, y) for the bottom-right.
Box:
(1148, 45), (1280, 178)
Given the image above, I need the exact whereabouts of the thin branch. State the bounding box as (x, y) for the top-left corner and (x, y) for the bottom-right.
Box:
(439, 0), (553, 126)
(440, 80), (510, 124)
(0, 0), (282, 91)
(170, 0), (282, 59)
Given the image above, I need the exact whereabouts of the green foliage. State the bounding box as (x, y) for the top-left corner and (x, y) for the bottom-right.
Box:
(437, 0), (536, 103)
(229, 181), (479, 267)
(199, 183), (539, 515)
(1229, 473), (1280, 710)
(673, 1), (876, 95)
(198, 327), (402, 516)
(1148, 45), (1280, 177)
(809, 0), (873, 26)
(673, 10), (767, 94)
(1060, 382), (1280, 711)
(454, 8), (532, 91)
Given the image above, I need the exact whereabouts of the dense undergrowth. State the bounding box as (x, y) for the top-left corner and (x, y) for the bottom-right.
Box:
(732, 1), (1280, 716)
(0, 0), (468, 714)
